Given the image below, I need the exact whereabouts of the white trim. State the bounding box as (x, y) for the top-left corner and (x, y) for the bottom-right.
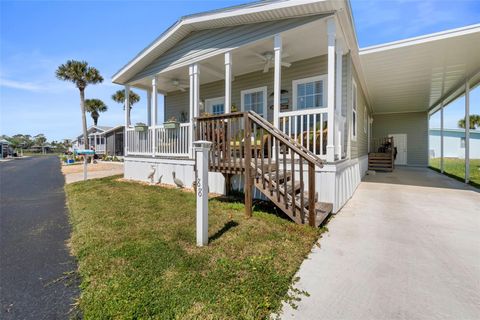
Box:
(240, 86), (268, 118)
(360, 24), (480, 54)
(292, 74), (328, 110)
(351, 78), (357, 141)
(363, 105), (367, 134)
(205, 96), (226, 115)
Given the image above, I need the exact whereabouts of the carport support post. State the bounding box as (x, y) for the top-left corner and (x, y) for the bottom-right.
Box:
(151, 76), (158, 157)
(465, 81), (470, 183)
(326, 17), (336, 163)
(194, 140), (211, 247)
(440, 102), (444, 173)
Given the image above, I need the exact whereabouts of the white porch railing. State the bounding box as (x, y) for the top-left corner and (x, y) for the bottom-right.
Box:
(279, 108), (328, 158)
(126, 123), (191, 157)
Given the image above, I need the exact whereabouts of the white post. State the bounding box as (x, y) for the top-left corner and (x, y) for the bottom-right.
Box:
(194, 140), (212, 247)
(465, 81), (470, 183)
(440, 102), (444, 173)
(147, 90), (152, 126)
(326, 18), (336, 162)
(83, 156), (87, 181)
(189, 64), (200, 159)
(335, 39), (343, 158)
(225, 52), (232, 114)
(151, 77), (158, 157)
(273, 34), (282, 129)
(124, 85), (130, 157)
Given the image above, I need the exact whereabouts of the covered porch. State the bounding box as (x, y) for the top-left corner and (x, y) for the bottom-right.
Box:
(121, 14), (352, 163)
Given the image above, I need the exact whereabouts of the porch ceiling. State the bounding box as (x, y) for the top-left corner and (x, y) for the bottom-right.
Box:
(130, 17), (330, 93)
(360, 24), (480, 115)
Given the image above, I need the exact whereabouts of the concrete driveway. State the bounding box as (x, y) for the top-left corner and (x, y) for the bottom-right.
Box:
(280, 167), (480, 320)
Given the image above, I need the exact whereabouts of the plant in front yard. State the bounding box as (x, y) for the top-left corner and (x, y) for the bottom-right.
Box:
(66, 176), (323, 319)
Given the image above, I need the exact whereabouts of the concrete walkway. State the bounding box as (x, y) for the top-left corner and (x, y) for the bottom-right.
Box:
(63, 161), (123, 184)
(280, 167), (480, 320)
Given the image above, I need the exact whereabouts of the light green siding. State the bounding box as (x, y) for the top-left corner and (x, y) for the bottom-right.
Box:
(165, 55), (328, 121)
(372, 112), (428, 166)
(349, 61), (370, 159)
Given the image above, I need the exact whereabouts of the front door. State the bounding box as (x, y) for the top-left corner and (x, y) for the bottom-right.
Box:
(389, 133), (407, 165)
(205, 97), (225, 115)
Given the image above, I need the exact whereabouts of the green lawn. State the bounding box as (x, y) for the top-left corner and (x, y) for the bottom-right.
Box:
(429, 157), (480, 188)
(66, 176), (324, 319)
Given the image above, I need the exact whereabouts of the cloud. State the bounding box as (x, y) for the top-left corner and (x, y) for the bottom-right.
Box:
(0, 78), (42, 91)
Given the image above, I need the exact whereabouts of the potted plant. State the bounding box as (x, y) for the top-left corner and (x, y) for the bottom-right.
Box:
(164, 117), (180, 129)
(134, 122), (148, 132)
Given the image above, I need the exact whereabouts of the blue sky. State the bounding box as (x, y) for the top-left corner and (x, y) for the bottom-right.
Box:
(1, 0), (479, 140)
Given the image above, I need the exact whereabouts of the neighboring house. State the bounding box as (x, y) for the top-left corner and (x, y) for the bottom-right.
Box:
(429, 128), (480, 159)
(0, 139), (10, 159)
(72, 125), (125, 156)
(112, 0), (480, 224)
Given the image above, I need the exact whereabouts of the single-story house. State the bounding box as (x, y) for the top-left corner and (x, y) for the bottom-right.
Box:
(429, 128), (480, 159)
(111, 0), (480, 225)
(0, 139), (10, 159)
(72, 125), (124, 156)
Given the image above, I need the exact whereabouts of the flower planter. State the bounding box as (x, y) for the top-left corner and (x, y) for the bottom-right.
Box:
(135, 125), (148, 132)
(164, 121), (180, 130)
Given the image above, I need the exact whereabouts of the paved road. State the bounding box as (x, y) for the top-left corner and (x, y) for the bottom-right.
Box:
(281, 167), (480, 320)
(0, 157), (79, 319)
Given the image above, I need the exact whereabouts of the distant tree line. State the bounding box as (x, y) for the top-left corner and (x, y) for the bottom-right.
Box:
(0, 133), (72, 153)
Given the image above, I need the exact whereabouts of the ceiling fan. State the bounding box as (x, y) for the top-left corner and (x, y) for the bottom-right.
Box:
(252, 51), (292, 73)
(171, 79), (189, 92)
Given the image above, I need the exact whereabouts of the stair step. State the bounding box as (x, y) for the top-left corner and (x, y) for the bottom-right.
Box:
(295, 191), (318, 207)
(315, 202), (333, 226)
(282, 181), (302, 195)
(264, 170), (292, 183)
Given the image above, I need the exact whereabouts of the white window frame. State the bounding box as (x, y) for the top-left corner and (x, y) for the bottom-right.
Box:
(352, 78), (358, 141)
(240, 86), (267, 117)
(292, 74), (328, 110)
(364, 105), (367, 134)
(205, 96), (225, 115)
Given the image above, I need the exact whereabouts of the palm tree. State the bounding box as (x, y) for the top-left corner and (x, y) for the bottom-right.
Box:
(85, 99), (108, 126)
(55, 60), (103, 149)
(458, 114), (480, 130)
(111, 89), (140, 125)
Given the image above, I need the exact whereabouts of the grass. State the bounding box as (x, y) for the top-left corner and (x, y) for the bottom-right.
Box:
(66, 176), (324, 319)
(429, 157), (480, 188)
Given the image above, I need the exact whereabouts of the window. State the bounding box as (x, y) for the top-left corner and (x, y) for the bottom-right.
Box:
(364, 105), (367, 134)
(292, 75), (327, 110)
(460, 137), (466, 148)
(352, 79), (358, 141)
(205, 97), (225, 115)
(241, 87), (267, 117)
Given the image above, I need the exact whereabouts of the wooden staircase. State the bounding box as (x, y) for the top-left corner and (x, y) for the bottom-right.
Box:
(196, 111), (332, 227)
(368, 137), (395, 172)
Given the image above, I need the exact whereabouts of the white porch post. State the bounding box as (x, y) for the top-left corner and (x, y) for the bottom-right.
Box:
(326, 18), (336, 162)
(273, 34), (282, 129)
(465, 80), (470, 183)
(335, 40), (343, 158)
(189, 64), (200, 158)
(225, 52), (232, 114)
(147, 90), (152, 126)
(151, 76), (158, 156)
(440, 102), (444, 173)
(124, 85), (130, 156)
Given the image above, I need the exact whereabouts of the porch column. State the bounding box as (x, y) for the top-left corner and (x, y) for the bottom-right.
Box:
(189, 64), (200, 158)
(146, 90), (152, 126)
(273, 34), (282, 129)
(225, 52), (232, 114)
(326, 18), (336, 162)
(465, 80), (470, 183)
(151, 76), (158, 156)
(124, 85), (130, 157)
(335, 39), (343, 158)
(440, 101), (444, 173)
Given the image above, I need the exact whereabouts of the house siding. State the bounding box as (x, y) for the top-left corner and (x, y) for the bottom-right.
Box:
(349, 61), (369, 159)
(373, 112), (428, 166)
(165, 55), (328, 122)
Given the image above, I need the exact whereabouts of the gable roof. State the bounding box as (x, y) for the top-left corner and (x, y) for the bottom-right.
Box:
(112, 0), (351, 84)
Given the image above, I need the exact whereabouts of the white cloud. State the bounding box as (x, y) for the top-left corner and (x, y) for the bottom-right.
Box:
(0, 78), (42, 91)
